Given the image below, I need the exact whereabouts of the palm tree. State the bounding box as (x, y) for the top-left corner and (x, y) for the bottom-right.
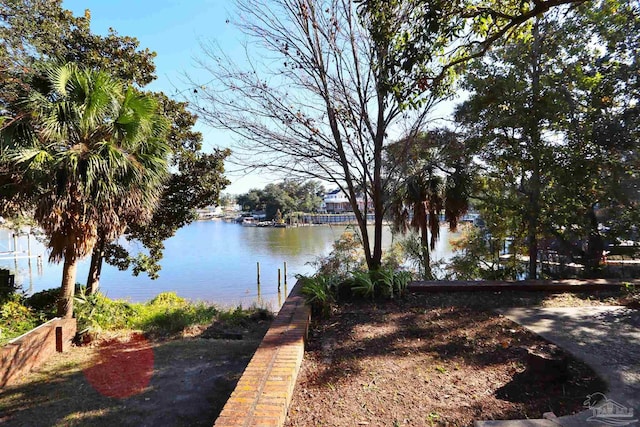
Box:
(1, 63), (169, 317)
(387, 130), (471, 279)
(84, 89), (170, 294)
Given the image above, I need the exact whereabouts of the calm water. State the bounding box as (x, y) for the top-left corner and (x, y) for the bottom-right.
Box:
(0, 221), (457, 309)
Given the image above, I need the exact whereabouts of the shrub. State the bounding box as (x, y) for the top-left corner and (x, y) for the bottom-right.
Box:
(148, 292), (188, 307)
(372, 268), (395, 299)
(216, 305), (273, 327)
(381, 242), (405, 271)
(133, 297), (219, 336)
(74, 290), (222, 337)
(351, 270), (376, 300)
(74, 288), (137, 332)
(350, 268), (413, 300)
(299, 274), (337, 317)
(0, 296), (39, 346)
(25, 288), (59, 319)
(3, 288), (273, 344)
(300, 267), (415, 316)
(314, 231), (366, 277)
(392, 270), (413, 297)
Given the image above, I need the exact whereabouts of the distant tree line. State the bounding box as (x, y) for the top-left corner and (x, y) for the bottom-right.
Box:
(237, 180), (325, 220)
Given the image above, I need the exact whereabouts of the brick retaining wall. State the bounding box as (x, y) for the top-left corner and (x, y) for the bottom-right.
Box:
(0, 317), (77, 388)
(212, 278), (632, 426)
(409, 278), (638, 292)
(214, 281), (310, 427)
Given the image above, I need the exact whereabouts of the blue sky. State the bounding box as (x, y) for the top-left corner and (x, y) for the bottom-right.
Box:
(62, 0), (271, 194)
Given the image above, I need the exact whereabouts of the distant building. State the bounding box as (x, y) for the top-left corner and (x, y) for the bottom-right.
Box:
(322, 189), (371, 213)
(196, 206), (223, 219)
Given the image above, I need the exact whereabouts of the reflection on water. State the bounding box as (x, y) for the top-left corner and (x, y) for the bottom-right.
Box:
(0, 221), (457, 309)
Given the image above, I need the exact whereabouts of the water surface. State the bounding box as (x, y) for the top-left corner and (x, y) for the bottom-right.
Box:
(0, 221), (457, 308)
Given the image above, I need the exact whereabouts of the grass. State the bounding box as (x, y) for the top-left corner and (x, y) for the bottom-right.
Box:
(0, 287), (272, 345)
(73, 289), (272, 339)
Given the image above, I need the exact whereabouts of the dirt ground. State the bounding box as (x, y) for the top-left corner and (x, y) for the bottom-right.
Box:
(1, 290), (627, 427)
(285, 291), (622, 427)
(0, 319), (271, 427)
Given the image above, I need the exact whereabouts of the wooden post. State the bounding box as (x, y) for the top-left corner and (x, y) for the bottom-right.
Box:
(55, 326), (63, 352)
(12, 233), (18, 255)
(27, 233), (31, 256)
(284, 262), (287, 285)
(257, 262), (261, 284)
(278, 268), (281, 292)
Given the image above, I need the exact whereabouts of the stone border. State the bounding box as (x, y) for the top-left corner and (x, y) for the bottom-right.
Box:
(1, 317), (76, 388)
(214, 280), (310, 427)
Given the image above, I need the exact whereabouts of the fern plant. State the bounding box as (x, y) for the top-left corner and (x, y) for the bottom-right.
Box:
(372, 268), (395, 299)
(351, 270), (376, 300)
(393, 270), (413, 297)
(299, 274), (337, 317)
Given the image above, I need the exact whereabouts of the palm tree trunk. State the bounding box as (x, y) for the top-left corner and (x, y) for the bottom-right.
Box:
(420, 222), (433, 280)
(57, 247), (78, 318)
(86, 234), (105, 294)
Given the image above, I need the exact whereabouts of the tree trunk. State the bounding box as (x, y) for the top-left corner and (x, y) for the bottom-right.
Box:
(420, 222), (432, 279)
(527, 166), (541, 280)
(350, 195), (373, 270)
(371, 141), (384, 271)
(57, 247), (78, 318)
(585, 205), (604, 277)
(527, 17), (543, 280)
(369, 86), (387, 272)
(86, 234), (105, 294)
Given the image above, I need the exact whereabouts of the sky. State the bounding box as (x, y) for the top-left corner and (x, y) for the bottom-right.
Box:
(61, 1), (459, 195)
(62, 0), (272, 194)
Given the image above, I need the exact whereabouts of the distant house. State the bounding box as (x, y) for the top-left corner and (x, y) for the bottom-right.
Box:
(322, 189), (371, 214)
(323, 189), (350, 213)
(196, 205), (223, 219)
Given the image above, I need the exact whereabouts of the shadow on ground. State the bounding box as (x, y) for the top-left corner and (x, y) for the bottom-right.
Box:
(0, 322), (271, 427)
(285, 290), (618, 426)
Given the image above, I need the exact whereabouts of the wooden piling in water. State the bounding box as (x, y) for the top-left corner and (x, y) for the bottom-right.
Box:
(257, 262), (261, 284)
(284, 262), (287, 285)
(278, 268), (281, 291)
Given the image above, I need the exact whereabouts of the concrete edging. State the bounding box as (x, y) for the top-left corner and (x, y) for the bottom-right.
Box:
(1, 317), (77, 388)
(213, 280), (310, 427)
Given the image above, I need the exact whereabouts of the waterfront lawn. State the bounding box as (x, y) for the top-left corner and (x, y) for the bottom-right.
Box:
(0, 289), (270, 346)
(0, 308), (272, 427)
